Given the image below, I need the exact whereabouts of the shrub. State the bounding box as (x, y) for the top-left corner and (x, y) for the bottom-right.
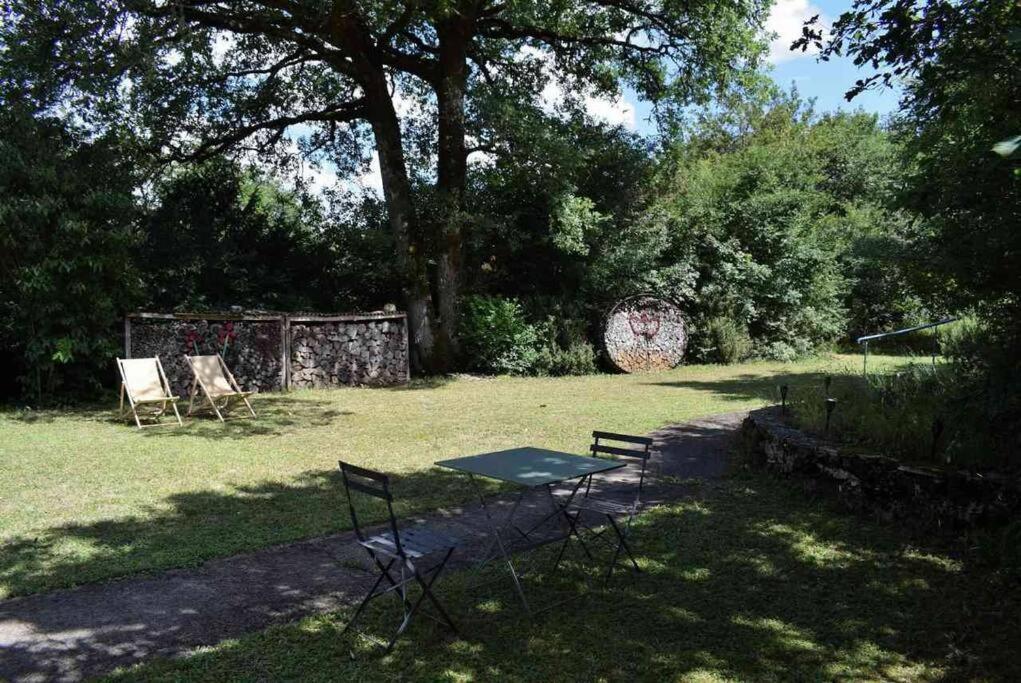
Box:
(703, 316), (752, 364)
(0, 110), (139, 402)
(458, 296), (539, 375)
(533, 341), (598, 376)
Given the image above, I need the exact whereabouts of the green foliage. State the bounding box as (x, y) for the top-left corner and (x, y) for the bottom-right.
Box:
(648, 87), (911, 360)
(803, 0), (1021, 359)
(140, 159), (401, 313)
(0, 109), (138, 401)
(464, 118), (663, 345)
(458, 296), (539, 375)
(698, 316), (753, 365)
(529, 309), (601, 376)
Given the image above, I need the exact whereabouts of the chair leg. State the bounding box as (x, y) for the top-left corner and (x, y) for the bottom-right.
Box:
(604, 516), (640, 585)
(614, 517), (641, 572)
(552, 509), (593, 573)
(171, 400), (183, 426)
(210, 394), (226, 423)
(414, 549), (458, 635)
(341, 558), (396, 638)
(241, 394), (257, 417)
(384, 554), (456, 653)
(187, 376), (199, 416)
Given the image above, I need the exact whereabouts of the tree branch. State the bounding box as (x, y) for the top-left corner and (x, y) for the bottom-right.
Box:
(170, 99), (368, 161)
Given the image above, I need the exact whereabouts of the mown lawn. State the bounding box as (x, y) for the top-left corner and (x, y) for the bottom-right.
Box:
(0, 354), (911, 599)
(105, 472), (1019, 682)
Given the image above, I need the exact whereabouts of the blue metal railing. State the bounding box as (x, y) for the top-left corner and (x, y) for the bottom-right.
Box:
(856, 317), (959, 374)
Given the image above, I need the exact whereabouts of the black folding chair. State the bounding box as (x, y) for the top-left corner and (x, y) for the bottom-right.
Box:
(338, 461), (460, 653)
(553, 431), (654, 583)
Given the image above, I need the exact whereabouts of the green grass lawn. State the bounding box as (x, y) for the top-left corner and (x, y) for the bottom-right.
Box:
(104, 472), (1019, 682)
(0, 354), (912, 599)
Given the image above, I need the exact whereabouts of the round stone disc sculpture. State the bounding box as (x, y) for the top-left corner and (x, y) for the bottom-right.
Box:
(604, 296), (687, 373)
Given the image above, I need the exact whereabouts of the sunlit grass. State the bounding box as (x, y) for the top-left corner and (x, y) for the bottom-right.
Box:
(0, 354), (913, 598)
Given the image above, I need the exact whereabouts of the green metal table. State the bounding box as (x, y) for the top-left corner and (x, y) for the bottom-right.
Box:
(436, 446), (624, 615)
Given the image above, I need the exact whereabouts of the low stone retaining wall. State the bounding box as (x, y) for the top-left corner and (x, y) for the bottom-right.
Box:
(126, 311), (409, 396)
(740, 407), (1021, 528)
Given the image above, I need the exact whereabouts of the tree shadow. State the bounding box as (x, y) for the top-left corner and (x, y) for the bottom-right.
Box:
(86, 475), (1017, 681)
(0, 394), (353, 438)
(382, 374), (456, 391)
(139, 394), (355, 439)
(650, 368), (839, 404)
(0, 466), (489, 602)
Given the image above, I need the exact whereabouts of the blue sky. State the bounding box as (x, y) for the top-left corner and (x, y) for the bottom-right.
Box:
(624, 0), (903, 135)
(765, 0), (901, 117)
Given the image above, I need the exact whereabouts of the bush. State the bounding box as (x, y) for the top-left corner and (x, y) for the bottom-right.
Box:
(703, 316), (752, 364)
(0, 110), (139, 402)
(458, 296), (539, 375)
(533, 341), (598, 376)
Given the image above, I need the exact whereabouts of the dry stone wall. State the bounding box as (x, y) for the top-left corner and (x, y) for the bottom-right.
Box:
(741, 406), (1021, 528)
(126, 312), (409, 396)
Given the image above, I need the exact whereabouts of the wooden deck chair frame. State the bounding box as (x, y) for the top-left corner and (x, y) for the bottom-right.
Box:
(117, 357), (183, 429)
(185, 354), (256, 422)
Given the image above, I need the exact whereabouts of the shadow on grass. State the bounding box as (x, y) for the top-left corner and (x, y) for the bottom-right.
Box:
(88, 475), (1018, 682)
(141, 394), (355, 439)
(650, 368), (841, 404)
(0, 465), (485, 603)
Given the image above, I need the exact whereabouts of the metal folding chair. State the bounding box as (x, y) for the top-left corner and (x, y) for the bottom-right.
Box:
(338, 461), (460, 653)
(553, 431), (654, 583)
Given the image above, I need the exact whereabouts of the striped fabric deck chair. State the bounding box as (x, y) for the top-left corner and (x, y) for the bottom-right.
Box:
(117, 357), (183, 429)
(185, 354), (256, 422)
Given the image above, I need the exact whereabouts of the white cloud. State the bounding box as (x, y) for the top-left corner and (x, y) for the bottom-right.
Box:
(584, 93), (636, 128)
(522, 48), (636, 129)
(765, 0), (826, 64)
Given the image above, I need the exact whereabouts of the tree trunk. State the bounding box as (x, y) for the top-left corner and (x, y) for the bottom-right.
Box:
(364, 81), (443, 373)
(433, 18), (472, 366)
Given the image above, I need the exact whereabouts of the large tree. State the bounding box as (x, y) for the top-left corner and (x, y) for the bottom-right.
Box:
(795, 0), (1020, 342)
(1, 0), (767, 371)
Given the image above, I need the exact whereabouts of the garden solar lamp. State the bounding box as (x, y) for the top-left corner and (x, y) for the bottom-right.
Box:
(824, 375), (832, 397)
(824, 398), (838, 437)
(778, 384), (788, 414)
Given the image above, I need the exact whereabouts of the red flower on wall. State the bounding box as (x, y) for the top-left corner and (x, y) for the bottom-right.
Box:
(183, 327), (201, 355)
(218, 321), (237, 357)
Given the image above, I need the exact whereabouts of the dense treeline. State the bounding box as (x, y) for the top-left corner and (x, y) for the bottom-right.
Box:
(0, 0), (1016, 408)
(1, 83), (921, 397)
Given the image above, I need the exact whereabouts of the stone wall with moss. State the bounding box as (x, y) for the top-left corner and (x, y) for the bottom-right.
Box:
(741, 407), (1021, 528)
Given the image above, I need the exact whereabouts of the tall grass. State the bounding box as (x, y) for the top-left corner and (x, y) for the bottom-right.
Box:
(791, 362), (1011, 471)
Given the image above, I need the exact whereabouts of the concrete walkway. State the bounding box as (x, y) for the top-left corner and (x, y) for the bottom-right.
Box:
(0, 412), (746, 682)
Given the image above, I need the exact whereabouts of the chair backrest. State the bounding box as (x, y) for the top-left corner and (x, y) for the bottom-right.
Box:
(118, 358), (169, 401)
(187, 355), (235, 396)
(338, 461), (403, 555)
(590, 431), (655, 502)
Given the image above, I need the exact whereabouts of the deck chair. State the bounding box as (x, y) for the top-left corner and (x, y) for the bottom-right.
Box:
(338, 461), (460, 654)
(552, 431), (654, 584)
(185, 354), (256, 422)
(117, 357), (183, 429)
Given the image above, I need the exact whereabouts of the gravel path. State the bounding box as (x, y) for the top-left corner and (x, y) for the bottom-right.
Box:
(0, 411), (746, 682)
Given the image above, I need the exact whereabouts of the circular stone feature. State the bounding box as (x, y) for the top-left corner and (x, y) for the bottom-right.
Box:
(604, 296), (687, 373)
